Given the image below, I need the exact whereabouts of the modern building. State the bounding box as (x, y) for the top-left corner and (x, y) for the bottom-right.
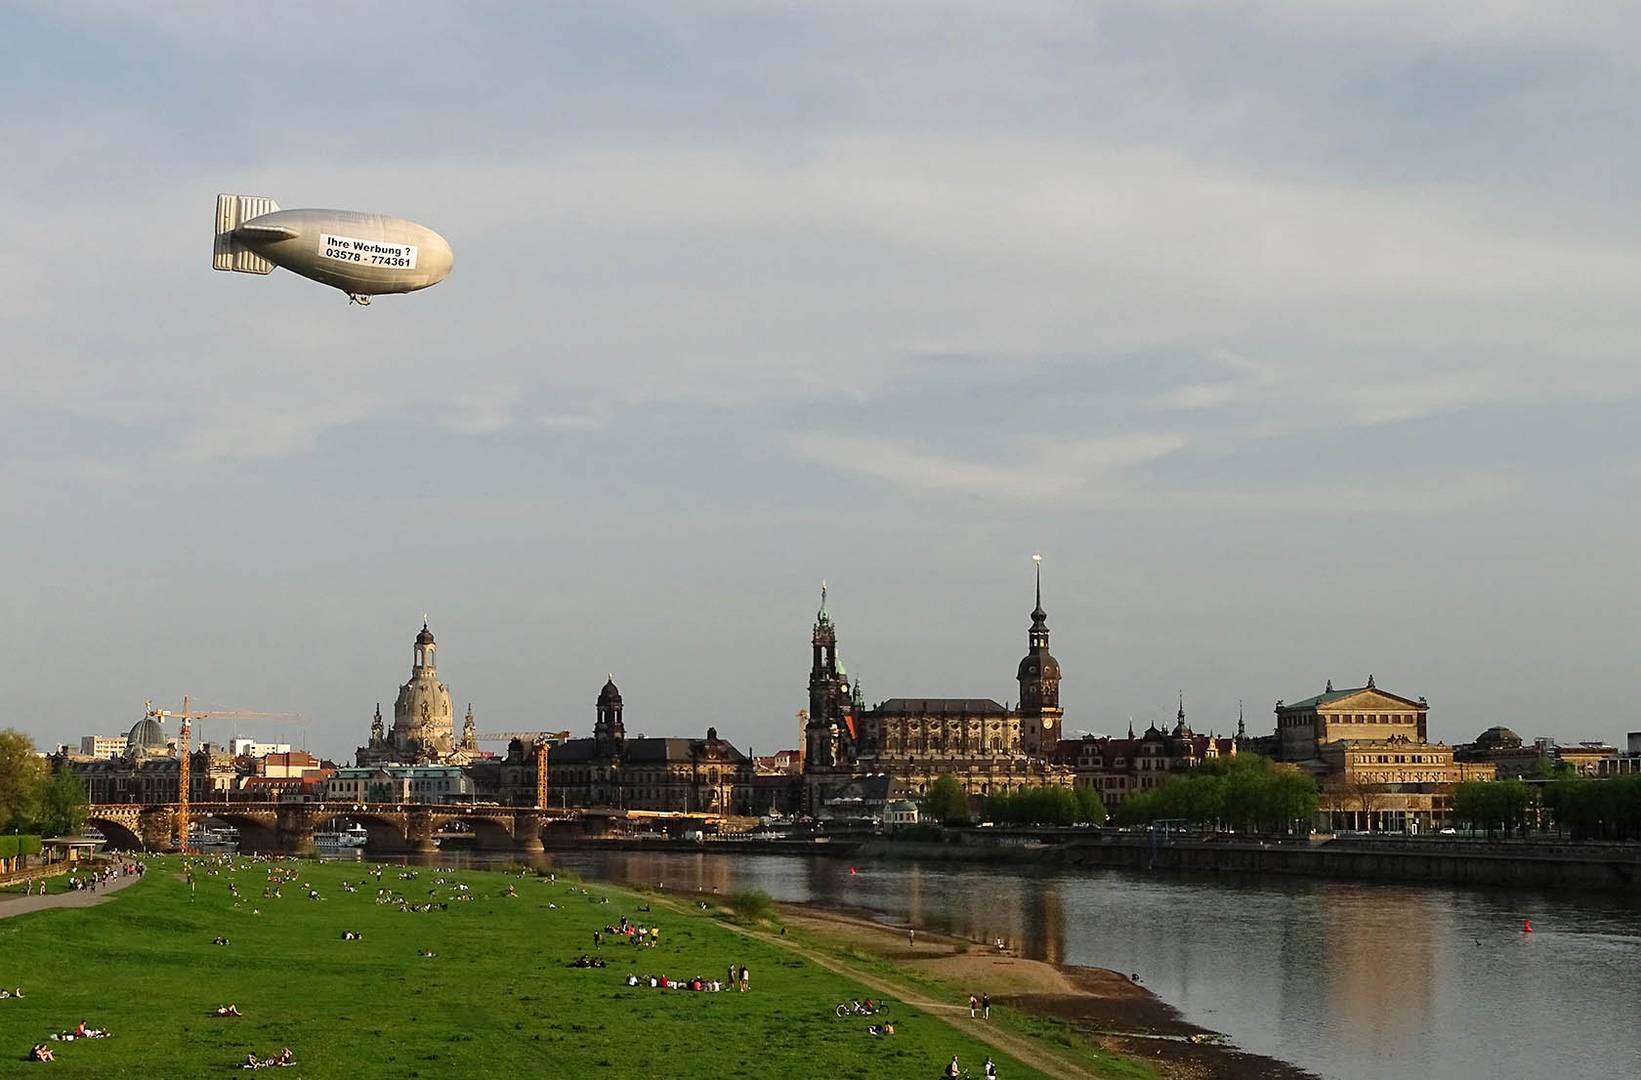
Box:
(498, 677), (754, 814)
(356, 623), (480, 767)
(229, 738), (292, 758)
(802, 571), (1075, 815)
(78, 735), (125, 759)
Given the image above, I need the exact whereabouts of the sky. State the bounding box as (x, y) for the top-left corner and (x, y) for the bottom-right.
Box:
(3, 1), (1639, 760)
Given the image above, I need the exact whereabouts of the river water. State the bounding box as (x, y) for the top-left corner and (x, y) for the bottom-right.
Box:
(503, 850), (1640, 1080)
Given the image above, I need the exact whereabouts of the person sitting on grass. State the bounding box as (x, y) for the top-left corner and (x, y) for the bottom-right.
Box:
(341, 931), (362, 941)
(214, 1005), (242, 1017)
(212, 936), (231, 946)
(945, 1055), (962, 1078)
(417, 949), (437, 958)
(868, 1023), (896, 1037)
(29, 1044), (54, 1062)
(625, 974), (639, 986)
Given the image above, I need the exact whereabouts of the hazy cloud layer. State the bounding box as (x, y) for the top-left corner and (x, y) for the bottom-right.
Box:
(3, 3), (1638, 755)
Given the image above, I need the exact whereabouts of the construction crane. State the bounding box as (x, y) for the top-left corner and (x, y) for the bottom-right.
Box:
(144, 697), (303, 851)
(473, 731), (572, 810)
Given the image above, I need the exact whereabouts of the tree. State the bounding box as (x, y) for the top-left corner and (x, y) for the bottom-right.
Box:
(0, 729), (47, 833)
(39, 770), (89, 836)
(923, 774), (970, 826)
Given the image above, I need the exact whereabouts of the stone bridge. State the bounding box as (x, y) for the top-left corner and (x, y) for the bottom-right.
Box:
(86, 803), (571, 855)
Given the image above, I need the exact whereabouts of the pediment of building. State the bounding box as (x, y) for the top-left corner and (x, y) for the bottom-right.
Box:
(1317, 688), (1425, 713)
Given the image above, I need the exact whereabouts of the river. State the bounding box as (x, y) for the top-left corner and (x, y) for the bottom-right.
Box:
(506, 850), (1641, 1080)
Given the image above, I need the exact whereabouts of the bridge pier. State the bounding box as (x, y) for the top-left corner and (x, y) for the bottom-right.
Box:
(404, 810), (440, 855)
(276, 806), (324, 856)
(139, 807), (178, 852)
(513, 811), (548, 853)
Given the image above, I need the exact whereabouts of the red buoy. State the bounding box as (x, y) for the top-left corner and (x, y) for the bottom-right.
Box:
(1523, 919), (1533, 933)
(849, 866), (858, 876)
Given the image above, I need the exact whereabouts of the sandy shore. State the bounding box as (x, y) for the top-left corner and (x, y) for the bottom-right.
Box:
(778, 902), (1315, 1080)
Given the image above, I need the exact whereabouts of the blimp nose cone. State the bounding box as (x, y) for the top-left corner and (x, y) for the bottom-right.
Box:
(423, 231), (454, 284)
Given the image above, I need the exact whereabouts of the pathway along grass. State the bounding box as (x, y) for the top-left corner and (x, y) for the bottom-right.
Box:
(0, 857), (1096, 1078)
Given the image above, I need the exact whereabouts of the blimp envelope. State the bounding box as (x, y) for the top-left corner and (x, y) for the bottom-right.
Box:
(212, 193), (452, 304)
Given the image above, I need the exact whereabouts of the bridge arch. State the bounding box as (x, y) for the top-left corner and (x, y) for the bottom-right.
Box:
(195, 811), (280, 853)
(85, 814), (143, 851)
(431, 812), (516, 851)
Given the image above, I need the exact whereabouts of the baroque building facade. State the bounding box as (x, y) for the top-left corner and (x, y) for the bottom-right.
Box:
(1051, 699), (1240, 807)
(356, 623), (479, 767)
(499, 677), (754, 814)
(802, 571), (1074, 814)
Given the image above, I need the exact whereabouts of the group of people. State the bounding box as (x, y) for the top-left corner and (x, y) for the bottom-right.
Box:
(50, 1022), (110, 1042)
(944, 1054), (998, 1078)
(596, 917), (662, 948)
(241, 1047), (294, 1069)
(624, 973), (728, 992)
(569, 954), (607, 969)
(66, 862), (142, 893)
(966, 992), (992, 1020)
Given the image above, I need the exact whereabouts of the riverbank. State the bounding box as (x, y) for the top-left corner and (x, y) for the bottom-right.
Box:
(0, 855), (1172, 1079)
(839, 832), (1641, 891)
(772, 903), (1314, 1080)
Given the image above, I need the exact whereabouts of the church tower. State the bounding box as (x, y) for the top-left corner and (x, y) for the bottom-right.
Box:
(806, 582), (845, 769)
(1017, 556), (1063, 756)
(595, 675), (625, 755)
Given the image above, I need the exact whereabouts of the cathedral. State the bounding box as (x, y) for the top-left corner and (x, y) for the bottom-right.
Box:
(356, 623), (480, 767)
(802, 569), (1074, 813)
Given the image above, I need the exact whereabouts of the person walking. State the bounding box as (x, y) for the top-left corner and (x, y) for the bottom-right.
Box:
(908, 927), (916, 947)
(968, 993), (979, 1019)
(982, 991), (990, 1020)
(984, 1057), (997, 1077)
(738, 964), (749, 992)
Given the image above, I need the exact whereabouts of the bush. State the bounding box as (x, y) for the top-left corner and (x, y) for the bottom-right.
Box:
(727, 888), (776, 922)
(0, 835), (42, 859)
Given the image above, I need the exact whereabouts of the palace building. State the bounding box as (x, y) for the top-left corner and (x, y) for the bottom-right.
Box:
(802, 570), (1074, 814)
(1271, 678), (1492, 832)
(356, 623), (480, 767)
(498, 677), (754, 814)
(1051, 699), (1241, 807)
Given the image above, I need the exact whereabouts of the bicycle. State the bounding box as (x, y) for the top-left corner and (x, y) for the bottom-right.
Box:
(834, 999), (890, 1018)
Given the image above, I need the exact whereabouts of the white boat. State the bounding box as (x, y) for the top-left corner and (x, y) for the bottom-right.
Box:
(315, 824), (369, 848)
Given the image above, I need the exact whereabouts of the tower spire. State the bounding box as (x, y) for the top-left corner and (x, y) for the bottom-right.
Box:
(1031, 553), (1044, 617)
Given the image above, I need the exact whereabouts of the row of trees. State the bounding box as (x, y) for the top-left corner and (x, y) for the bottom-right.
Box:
(1111, 755), (1320, 832)
(1453, 775), (1641, 841)
(918, 776), (1108, 827)
(0, 729), (89, 838)
(984, 784), (1106, 826)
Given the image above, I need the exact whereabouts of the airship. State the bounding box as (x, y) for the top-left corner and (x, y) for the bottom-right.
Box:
(212, 193), (452, 305)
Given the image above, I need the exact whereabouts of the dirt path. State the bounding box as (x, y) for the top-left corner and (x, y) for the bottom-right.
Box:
(0, 871), (141, 920)
(654, 896), (1114, 1080)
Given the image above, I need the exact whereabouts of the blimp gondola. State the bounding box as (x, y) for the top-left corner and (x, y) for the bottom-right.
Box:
(211, 193), (452, 305)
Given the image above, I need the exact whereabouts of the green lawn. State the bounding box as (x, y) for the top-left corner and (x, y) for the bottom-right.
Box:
(0, 857), (1052, 1078)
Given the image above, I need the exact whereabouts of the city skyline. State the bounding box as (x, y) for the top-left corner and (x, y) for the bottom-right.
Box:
(33, 571), (1630, 762)
(5, 4), (1640, 759)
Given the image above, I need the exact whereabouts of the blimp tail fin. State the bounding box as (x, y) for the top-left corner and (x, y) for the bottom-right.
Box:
(212, 193), (281, 274)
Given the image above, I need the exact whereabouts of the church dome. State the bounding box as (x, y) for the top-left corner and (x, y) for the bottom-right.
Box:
(416, 622), (436, 646)
(598, 676), (622, 705)
(125, 716), (168, 756)
(1473, 726), (1523, 750)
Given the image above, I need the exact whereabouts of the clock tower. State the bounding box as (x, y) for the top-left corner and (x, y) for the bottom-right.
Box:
(1017, 556), (1063, 756)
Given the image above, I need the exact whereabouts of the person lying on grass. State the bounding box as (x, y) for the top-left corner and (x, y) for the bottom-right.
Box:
(241, 1047), (294, 1069)
(0, 988), (23, 1000)
(213, 1005), (242, 1017)
(50, 1022), (110, 1041)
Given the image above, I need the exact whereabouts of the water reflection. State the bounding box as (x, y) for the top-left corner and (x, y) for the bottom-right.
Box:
(509, 850), (1641, 1080)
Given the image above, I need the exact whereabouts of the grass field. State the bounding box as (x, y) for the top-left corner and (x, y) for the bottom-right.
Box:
(0, 857), (1065, 1078)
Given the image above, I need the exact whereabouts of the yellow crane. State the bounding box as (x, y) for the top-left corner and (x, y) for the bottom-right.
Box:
(144, 697), (303, 850)
(473, 731), (572, 810)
